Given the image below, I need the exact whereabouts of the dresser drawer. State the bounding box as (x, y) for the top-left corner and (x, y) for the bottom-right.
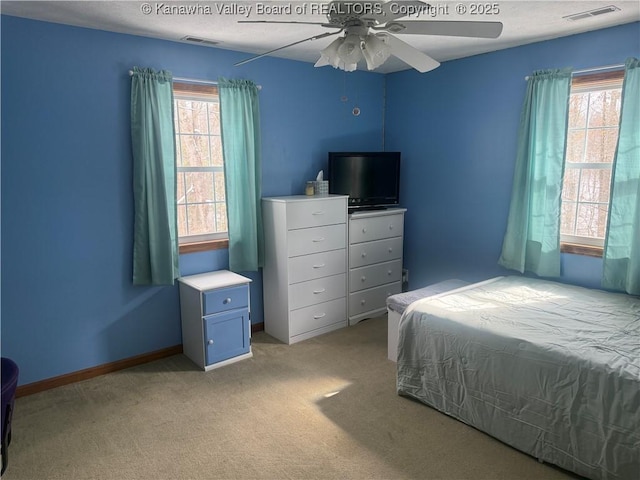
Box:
(289, 274), (346, 310)
(288, 249), (346, 284)
(349, 282), (402, 317)
(290, 297), (346, 337)
(203, 284), (249, 316)
(287, 224), (346, 257)
(349, 213), (404, 244)
(286, 197), (347, 230)
(349, 237), (403, 268)
(349, 259), (403, 292)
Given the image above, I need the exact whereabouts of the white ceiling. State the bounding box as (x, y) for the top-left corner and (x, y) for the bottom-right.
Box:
(1, 1), (638, 73)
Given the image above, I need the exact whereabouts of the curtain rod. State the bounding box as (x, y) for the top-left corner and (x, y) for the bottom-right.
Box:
(128, 70), (261, 89)
(573, 63), (625, 75)
(524, 63), (625, 80)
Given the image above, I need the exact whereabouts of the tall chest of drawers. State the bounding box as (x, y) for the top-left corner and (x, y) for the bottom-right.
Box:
(262, 195), (349, 344)
(348, 208), (406, 325)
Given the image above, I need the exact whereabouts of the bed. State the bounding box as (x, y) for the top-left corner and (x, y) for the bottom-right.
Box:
(387, 279), (469, 361)
(395, 276), (640, 480)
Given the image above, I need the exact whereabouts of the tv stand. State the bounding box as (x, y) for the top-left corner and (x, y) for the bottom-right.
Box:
(348, 206), (388, 214)
(347, 208), (406, 326)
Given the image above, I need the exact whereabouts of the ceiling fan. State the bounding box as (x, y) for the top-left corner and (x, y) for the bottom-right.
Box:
(234, 0), (503, 73)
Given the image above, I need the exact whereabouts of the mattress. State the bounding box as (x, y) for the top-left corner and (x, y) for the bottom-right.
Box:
(397, 276), (640, 480)
(386, 279), (469, 362)
(386, 279), (469, 315)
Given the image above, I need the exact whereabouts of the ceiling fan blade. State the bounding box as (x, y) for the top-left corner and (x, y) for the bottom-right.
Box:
(389, 20), (504, 38)
(371, 1), (429, 23)
(238, 20), (340, 28)
(377, 33), (440, 73)
(234, 30), (343, 67)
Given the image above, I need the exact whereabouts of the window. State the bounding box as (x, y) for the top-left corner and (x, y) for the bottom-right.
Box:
(173, 82), (228, 251)
(560, 70), (624, 256)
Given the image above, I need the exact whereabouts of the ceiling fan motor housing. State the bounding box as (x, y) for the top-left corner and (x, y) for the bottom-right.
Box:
(236, 0), (503, 73)
(326, 1), (386, 25)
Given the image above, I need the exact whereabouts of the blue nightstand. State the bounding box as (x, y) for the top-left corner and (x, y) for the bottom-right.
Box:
(178, 270), (252, 371)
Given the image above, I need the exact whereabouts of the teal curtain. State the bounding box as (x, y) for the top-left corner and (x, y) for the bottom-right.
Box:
(130, 67), (179, 285)
(603, 58), (640, 295)
(218, 78), (264, 272)
(498, 68), (572, 277)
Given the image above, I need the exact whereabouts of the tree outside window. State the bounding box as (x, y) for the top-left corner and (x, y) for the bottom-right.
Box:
(173, 82), (228, 248)
(560, 71), (623, 255)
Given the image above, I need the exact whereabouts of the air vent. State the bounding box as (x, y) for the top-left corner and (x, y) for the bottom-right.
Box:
(564, 5), (620, 21)
(181, 36), (220, 46)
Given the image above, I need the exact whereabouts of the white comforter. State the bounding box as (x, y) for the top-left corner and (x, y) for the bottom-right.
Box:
(397, 276), (640, 480)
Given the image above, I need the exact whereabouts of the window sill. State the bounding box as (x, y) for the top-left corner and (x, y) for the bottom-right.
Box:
(560, 242), (603, 258)
(179, 238), (229, 254)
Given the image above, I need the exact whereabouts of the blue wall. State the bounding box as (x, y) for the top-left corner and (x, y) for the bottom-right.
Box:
(2, 15), (638, 386)
(0, 15), (385, 385)
(385, 22), (640, 290)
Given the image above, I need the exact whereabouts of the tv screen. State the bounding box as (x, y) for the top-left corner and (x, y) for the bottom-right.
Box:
(328, 152), (400, 211)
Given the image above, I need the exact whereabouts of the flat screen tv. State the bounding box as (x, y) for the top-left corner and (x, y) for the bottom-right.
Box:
(328, 152), (401, 212)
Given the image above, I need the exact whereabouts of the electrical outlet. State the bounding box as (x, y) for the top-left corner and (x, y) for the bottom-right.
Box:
(402, 268), (409, 292)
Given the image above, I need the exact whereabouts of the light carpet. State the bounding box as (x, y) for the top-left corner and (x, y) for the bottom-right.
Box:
(4, 315), (578, 480)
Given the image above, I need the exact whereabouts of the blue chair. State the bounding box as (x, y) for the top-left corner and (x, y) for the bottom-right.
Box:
(1, 358), (19, 475)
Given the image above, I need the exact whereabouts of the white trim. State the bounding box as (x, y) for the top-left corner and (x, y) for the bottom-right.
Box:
(203, 351), (253, 371)
(524, 63), (624, 80)
(561, 234), (605, 247)
(179, 232), (227, 244)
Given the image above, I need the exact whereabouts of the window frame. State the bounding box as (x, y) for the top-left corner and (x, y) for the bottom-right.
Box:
(560, 69), (624, 257)
(173, 81), (229, 254)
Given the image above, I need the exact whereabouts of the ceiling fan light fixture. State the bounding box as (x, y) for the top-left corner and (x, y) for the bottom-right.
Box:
(316, 36), (345, 68)
(337, 33), (363, 64)
(362, 34), (391, 70)
(341, 61), (359, 72)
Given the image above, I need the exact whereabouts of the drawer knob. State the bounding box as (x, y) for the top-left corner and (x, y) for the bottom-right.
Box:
(312, 211), (325, 216)
(312, 263), (325, 269)
(361, 276), (366, 282)
(361, 252), (367, 258)
(313, 313), (326, 320)
(388, 270), (393, 275)
(361, 299), (366, 305)
(362, 228), (367, 233)
(389, 225), (393, 230)
(313, 237), (325, 243)
(388, 247), (393, 253)
(313, 288), (326, 294)
(207, 339), (214, 345)
(223, 297), (232, 304)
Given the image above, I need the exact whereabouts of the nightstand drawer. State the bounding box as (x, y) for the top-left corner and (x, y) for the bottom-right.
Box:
(286, 198), (347, 229)
(349, 213), (404, 244)
(203, 284), (249, 316)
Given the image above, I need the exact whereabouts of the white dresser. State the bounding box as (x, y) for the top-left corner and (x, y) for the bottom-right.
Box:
(348, 208), (406, 325)
(262, 195), (349, 344)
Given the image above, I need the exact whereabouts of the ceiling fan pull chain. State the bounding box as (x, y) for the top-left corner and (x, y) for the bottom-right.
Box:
(341, 71), (348, 102)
